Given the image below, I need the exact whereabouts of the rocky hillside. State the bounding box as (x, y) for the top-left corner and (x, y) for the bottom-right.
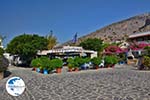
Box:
(62, 13), (150, 46)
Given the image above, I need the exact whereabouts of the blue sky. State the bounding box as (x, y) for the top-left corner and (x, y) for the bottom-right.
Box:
(0, 0), (150, 47)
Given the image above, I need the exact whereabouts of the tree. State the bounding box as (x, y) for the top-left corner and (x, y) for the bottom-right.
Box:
(144, 46), (150, 56)
(79, 38), (103, 51)
(6, 34), (48, 65)
(46, 31), (58, 50)
(0, 48), (4, 56)
(0, 45), (8, 74)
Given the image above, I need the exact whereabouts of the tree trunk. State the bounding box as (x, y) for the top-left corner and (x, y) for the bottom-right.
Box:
(0, 72), (4, 80)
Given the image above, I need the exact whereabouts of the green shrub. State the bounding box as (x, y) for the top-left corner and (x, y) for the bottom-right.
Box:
(31, 57), (42, 68)
(91, 57), (102, 66)
(67, 58), (74, 69)
(39, 56), (51, 69)
(104, 56), (118, 65)
(67, 57), (86, 68)
(73, 57), (81, 68)
(46, 60), (53, 71)
(143, 56), (150, 69)
(118, 53), (126, 62)
(51, 58), (63, 69)
(31, 58), (39, 67)
(144, 46), (150, 56)
(84, 57), (91, 63)
(75, 57), (84, 66)
(31, 56), (53, 71)
(0, 48), (4, 56)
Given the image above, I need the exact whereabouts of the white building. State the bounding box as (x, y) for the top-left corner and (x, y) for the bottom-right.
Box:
(37, 46), (97, 58)
(129, 31), (150, 44)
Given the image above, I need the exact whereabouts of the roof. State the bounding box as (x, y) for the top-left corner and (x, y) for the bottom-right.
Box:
(37, 46), (97, 55)
(37, 50), (50, 55)
(129, 31), (150, 38)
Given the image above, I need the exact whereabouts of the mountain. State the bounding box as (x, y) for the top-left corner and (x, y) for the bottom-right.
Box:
(61, 13), (150, 46)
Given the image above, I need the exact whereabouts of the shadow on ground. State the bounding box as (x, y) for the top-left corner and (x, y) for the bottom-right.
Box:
(4, 71), (11, 78)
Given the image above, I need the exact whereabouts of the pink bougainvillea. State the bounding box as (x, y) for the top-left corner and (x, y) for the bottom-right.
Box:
(104, 42), (150, 55)
(130, 42), (150, 50)
(105, 45), (124, 54)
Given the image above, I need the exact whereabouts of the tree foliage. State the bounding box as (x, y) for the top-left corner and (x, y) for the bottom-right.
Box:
(79, 38), (103, 51)
(6, 34), (48, 64)
(91, 57), (102, 66)
(46, 32), (57, 50)
(144, 46), (150, 56)
(0, 48), (4, 56)
(50, 58), (63, 68)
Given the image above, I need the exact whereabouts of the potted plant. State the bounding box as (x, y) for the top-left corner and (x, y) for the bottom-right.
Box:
(111, 56), (118, 68)
(67, 58), (74, 72)
(143, 56), (150, 70)
(104, 56), (111, 67)
(144, 46), (150, 56)
(34, 56), (49, 73)
(31, 58), (42, 73)
(31, 58), (39, 71)
(40, 57), (51, 74)
(73, 57), (80, 71)
(31, 59), (36, 71)
(40, 57), (50, 74)
(91, 57), (102, 69)
(84, 57), (91, 63)
(79, 57), (90, 70)
(47, 61), (54, 73)
(37, 57), (44, 73)
(51, 58), (63, 73)
(104, 56), (118, 68)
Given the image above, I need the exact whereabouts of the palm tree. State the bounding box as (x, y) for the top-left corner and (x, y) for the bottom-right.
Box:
(46, 31), (58, 50)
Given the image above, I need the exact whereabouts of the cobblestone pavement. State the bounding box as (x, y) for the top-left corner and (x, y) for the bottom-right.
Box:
(0, 65), (150, 100)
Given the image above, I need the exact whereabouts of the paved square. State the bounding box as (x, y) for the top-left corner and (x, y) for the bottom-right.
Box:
(0, 65), (150, 100)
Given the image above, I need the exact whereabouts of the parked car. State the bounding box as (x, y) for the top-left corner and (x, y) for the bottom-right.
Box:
(12, 55), (27, 66)
(62, 58), (68, 66)
(99, 59), (104, 68)
(80, 62), (93, 70)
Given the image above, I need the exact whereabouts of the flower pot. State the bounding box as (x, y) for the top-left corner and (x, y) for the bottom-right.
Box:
(43, 69), (48, 74)
(36, 68), (40, 73)
(96, 66), (99, 69)
(68, 68), (73, 72)
(119, 61), (124, 65)
(32, 67), (36, 71)
(0, 72), (4, 80)
(107, 64), (111, 68)
(74, 68), (79, 72)
(111, 64), (115, 68)
(40, 69), (43, 73)
(56, 68), (62, 73)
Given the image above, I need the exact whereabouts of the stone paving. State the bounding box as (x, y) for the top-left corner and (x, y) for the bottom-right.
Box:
(0, 65), (150, 100)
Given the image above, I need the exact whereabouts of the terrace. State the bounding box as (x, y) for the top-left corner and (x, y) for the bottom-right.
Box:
(37, 46), (97, 59)
(129, 31), (150, 44)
